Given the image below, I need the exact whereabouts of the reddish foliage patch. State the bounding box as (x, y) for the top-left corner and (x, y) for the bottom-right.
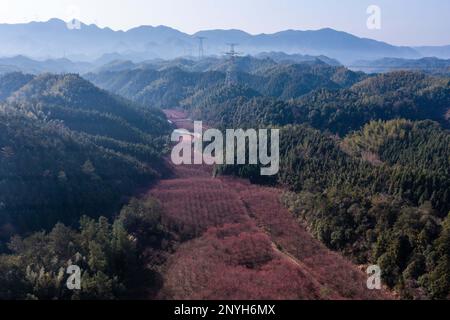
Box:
(150, 178), (250, 240)
(227, 180), (387, 300)
(159, 223), (329, 300)
(150, 110), (390, 300)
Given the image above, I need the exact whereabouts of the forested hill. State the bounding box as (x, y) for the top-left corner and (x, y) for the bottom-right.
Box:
(217, 118), (450, 299)
(184, 71), (449, 135)
(85, 59), (367, 108)
(0, 72), (34, 101)
(87, 58), (449, 136)
(8, 73), (169, 141)
(0, 73), (171, 244)
(289, 71), (450, 135)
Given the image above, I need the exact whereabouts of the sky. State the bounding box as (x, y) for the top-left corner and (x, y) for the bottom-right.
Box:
(0, 0), (449, 46)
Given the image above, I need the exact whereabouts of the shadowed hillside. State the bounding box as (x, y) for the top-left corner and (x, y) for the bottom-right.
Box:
(0, 73), (171, 240)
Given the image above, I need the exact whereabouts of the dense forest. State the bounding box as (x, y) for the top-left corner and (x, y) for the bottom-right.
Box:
(85, 57), (366, 108)
(0, 196), (170, 300)
(86, 58), (449, 135)
(0, 73), (171, 248)
(216, 119), (450, 299)
(0, 72), (174, 299)
(180, 71), (449, 135)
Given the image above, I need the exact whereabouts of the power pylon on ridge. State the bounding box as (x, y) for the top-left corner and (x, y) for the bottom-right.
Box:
(196, 36), (206, 59)
(224, 43), (243, 85)
(224, 43), (242, 61)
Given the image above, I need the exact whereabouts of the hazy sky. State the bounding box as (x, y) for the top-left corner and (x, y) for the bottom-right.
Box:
(0, 0), (449, 46)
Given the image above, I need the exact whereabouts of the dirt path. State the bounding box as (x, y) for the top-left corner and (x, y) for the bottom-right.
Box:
(149, 109), (389, 300)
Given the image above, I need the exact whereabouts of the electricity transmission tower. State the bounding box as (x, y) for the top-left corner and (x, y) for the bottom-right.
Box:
(224, 43), (242, 61)
(224, 43), (243, 85)
(196, 37), (206, 59)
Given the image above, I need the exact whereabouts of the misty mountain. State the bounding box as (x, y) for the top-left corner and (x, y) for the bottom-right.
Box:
(1, 19), (448, 64)
(256, 52), (341, 66)
(414, 45), (450, 59)
(0, 55), (93, 75)
(350, 57), (450, 75)
(194, 28), (422, 63)
(93, 55), (280, 74)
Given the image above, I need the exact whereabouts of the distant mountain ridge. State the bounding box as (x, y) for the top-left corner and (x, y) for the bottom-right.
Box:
(0, 55), (93, 74)
(350, 57), (450, 75)
(0, 19), (448, 64)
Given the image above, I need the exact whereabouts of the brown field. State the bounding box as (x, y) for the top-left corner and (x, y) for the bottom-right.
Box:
(149, 110), (390, 300)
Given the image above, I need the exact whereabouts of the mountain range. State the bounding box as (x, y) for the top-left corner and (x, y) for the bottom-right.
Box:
(350, 57), (450, 75)
(1, 19), (450, 64)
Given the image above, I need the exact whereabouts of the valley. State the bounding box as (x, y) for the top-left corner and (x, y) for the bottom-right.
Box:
(150, 110), (389, 300)
(0, 2), (449, 304)
(0, 56), (448, 300)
